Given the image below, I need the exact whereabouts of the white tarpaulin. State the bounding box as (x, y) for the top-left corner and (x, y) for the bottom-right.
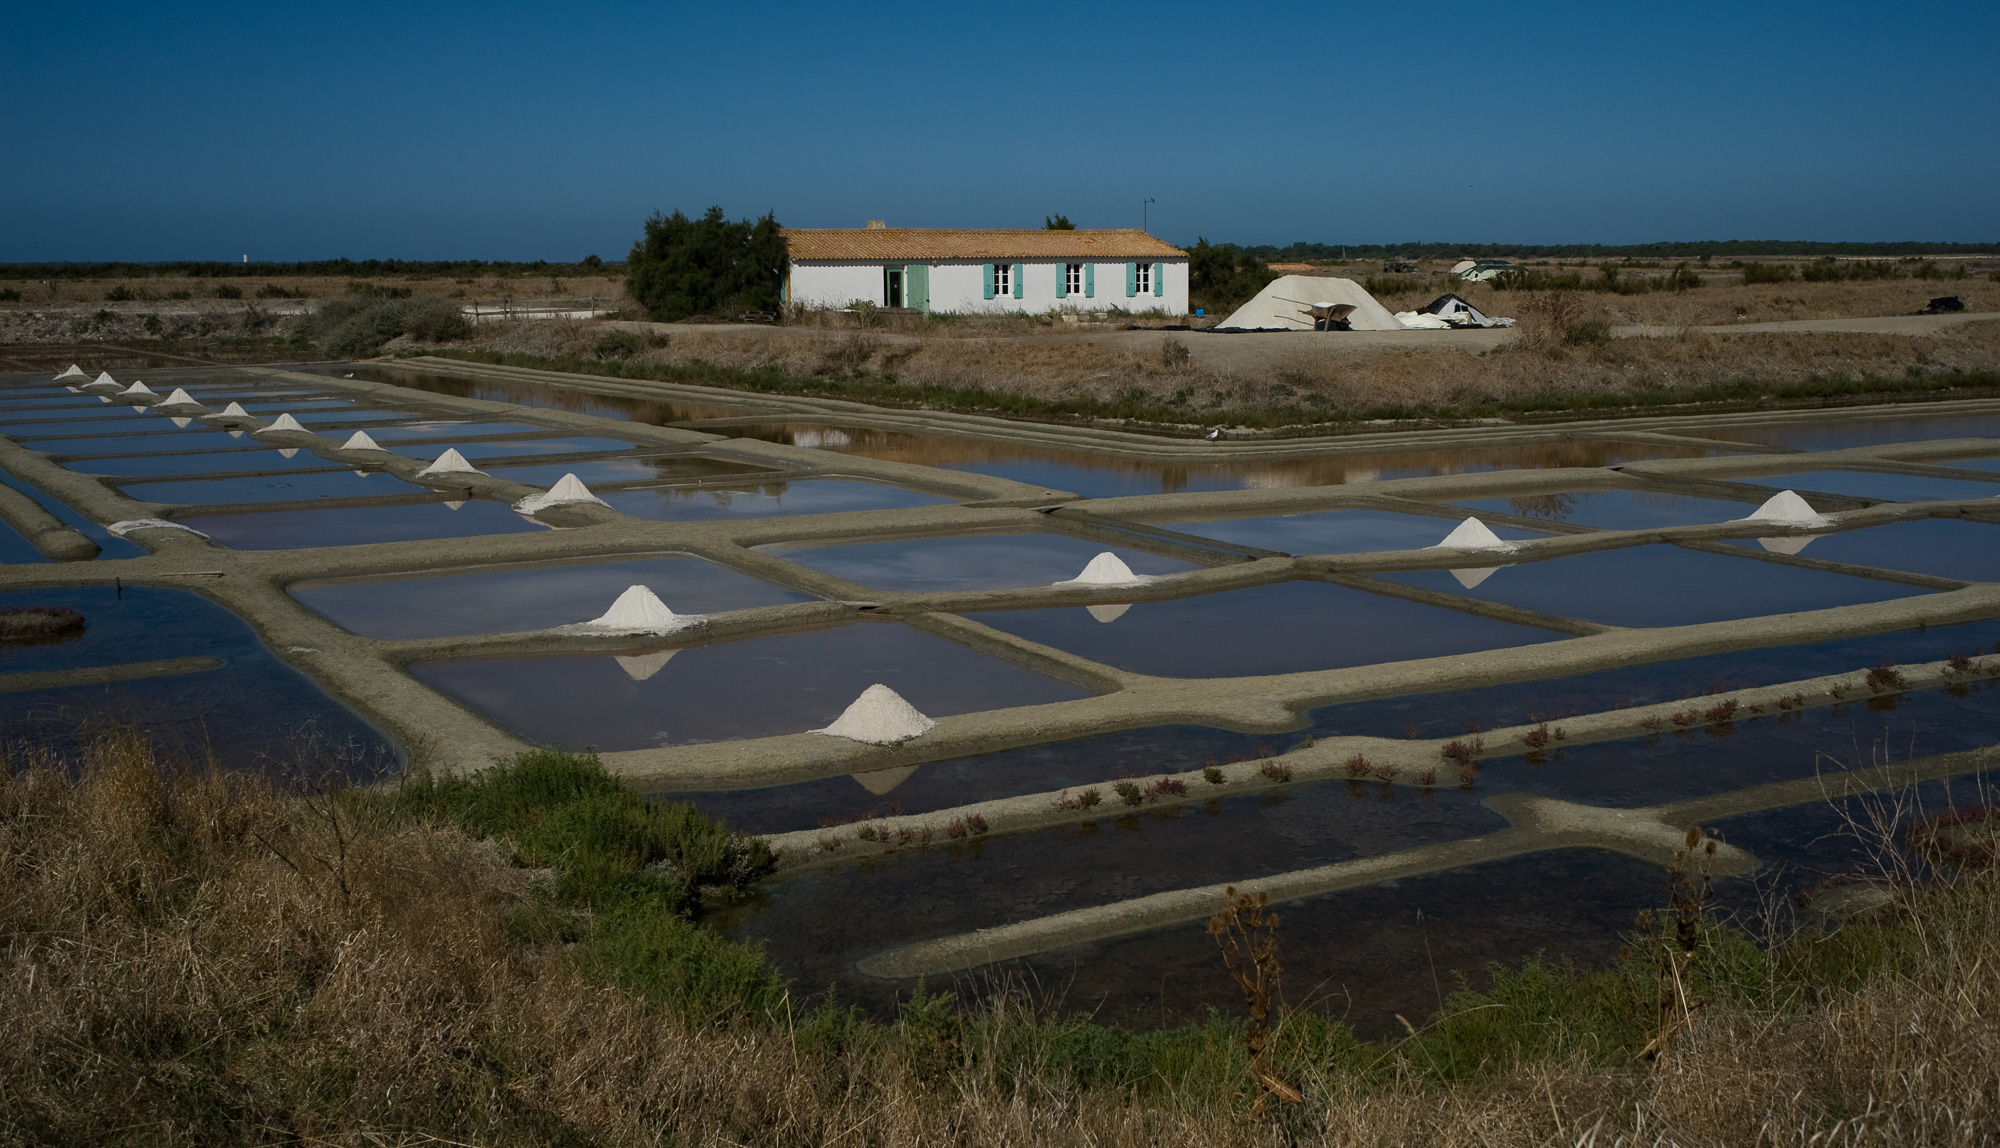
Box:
(1215, 275), (1406, 332)
(1395, 292), (1515, 329)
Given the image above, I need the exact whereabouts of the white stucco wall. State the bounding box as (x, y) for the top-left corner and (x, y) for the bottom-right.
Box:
(788, 259), (1188, 315)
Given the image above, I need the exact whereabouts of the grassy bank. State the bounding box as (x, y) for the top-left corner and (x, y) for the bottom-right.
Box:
(4, 734), (1997, 1144)
(426, 345), (2000, 434)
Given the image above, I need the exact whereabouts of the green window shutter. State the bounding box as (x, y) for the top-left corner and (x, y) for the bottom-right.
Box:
(983, 263), (995, 300)
(1012, 263), (1025, 299)
(1085, 263), (1094, 298)
(1125, 262), (1137, 297)
(1153, 262), (1165, 297)
(1056, 263), (1067, 299)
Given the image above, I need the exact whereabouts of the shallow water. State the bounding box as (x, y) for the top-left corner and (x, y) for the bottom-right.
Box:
(1720, 517), (2000, 581)
(398, 435), (640, 461)
(356, 421), (562, 441)
(680, 724), (1305, 832)
(1160, 507), (1548, 554)
(722, 781), (1512, 1023)
(288, 364), (757, 423)
(729, 423), (1727, 499)
(482, 454), (775, 488)
(0, 585), (394, 776)
(412, 620), (1092, 748)
(759, 532), (1197, 593)
(69, 448), (368, 479)
(965, 579), (1565, 678)
(1733, 468), (2000, 503)
(1702, 415), (2000, 452)
(602, 478), (955, 521)
(1307, 615), (2000, 742)
(119, 468), (425, 506)
(181, 499), (552, 549)
(293, 552), (810, 638)
(24, 430), (279, 456)
(0, 471), (143, 559)
(1376, 543), (1926, 627)
(1451, 488), (1758, 529)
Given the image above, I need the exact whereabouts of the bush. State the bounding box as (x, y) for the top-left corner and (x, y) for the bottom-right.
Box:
(291, 295), (469, 356)
(625, 205), (786, 321)
(1741, 262), (1795, 285)
(0, 288), (19, 302)
(1188, 238), (1279, 313)
(211, 283), (242, 299)
(594, 329), (644, 359)
(103, 285), (135, 301)
(256, 283), (307, 299)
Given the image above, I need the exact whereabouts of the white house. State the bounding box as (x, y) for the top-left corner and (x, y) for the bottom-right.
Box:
(782, 226), (1189, 315)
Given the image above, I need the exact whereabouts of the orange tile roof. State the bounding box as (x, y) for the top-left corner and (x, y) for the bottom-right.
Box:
(782, 228), (1185, 262)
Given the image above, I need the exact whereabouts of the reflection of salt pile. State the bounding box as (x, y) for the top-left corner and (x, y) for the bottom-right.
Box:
(1085, 602), (1132, 623)
(1449, 567), (1503, 589)
(107, 518), (210, 539)
(1756, 535), (1819, 555)
(260, 412), (307, 434)
(159, 388), (203, 410)
(566, 585), (696, 636)
(613, 649), (677, 681)
(55, 365), (87, 381)
(278, 447), (300, 459)
(1054, 551), (1155, 587)
(814, 684), (935, 745)
(1736, 490), (1832, 530)
(340, 430), (384, 451)
(416, 448), (484, 477)
(1427, 516), (1517, 552)
(169, 416), (193, 428)
(514, 473), (609, 514)
(852, 765), (917, 794)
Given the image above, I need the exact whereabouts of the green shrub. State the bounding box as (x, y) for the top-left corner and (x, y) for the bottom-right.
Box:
(291, 295), (468, 355)
(256, 284), (306, 299)
(625, 205), (786, 321)
(1190, 238), (1280, 313)
(1741, 262), (1795, 285)
(103, 285), (135, 301)
(0, 288), (19, 302)
(211, 283), (242, 299)
(346, 281), (412, 298)
(593, 329), (644, 359)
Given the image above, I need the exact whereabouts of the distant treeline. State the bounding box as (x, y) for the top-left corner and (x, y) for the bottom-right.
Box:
(1236, 240), (2000, 261)
(0, 257), (619, 280)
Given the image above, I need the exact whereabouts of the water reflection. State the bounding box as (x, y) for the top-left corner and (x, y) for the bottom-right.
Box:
(730, 423), (1725, 498)
(289, 365), (754, 424)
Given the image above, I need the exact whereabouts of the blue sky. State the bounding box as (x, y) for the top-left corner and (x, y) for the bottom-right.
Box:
(4, 1), (1996, 261)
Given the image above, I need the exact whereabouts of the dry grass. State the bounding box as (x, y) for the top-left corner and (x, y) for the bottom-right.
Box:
(6, 732), (2000, 1145)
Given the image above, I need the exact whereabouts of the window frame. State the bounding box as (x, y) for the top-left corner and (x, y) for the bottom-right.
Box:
(1065, 263), (1083, 296)
(993, 262), (1011, 299)
(1134, 261), (1152, 295)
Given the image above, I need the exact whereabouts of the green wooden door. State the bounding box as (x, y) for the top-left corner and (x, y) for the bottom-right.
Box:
(905, 264), (930, 313)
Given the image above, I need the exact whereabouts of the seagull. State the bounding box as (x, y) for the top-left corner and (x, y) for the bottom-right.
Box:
(1204, 428), (1221, 441)
(343, 372), (354, 378)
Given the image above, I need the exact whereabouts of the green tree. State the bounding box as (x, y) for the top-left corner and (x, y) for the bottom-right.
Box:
(1188, 238), (1279, 313)
(625, 206), (786, 321)
(1044, 214), (1075, 230)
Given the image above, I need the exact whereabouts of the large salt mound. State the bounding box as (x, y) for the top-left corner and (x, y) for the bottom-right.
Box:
(217, 401), (252, 420)
(119, 380), (155, 397)
(1054, 551), (1154, 587)
(340, 430), (384, 451)
(85, 371), (119, 390)
(260, 412), (307, 434)
(416, 448), (484, 477)
(159, 387), (203, 409)
(514, 473), (608, 515)
(1428, 517), (1516, 552)
(814, 684), (935, 745)
(568, 585), (695, 636)
(55, 364), (87, 380)
(1737, 490), (1831, 530)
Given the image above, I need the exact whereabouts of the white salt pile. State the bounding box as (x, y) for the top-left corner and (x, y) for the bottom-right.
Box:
(1428, 516), (1516, 552)
(340, 430), (384, 451)
(813, 684), (935, 745)
(55, 364), (87, 380)
(513, 473), (608, 515)
(86, 371), (119, 389)
(416, 448), (484, 477)
(159, 387), (203, 409)
(118, 380), (154, 396)
(218, 401), (252, 420)
(613, 649), (677, 681)
(1736, 490), (1831, 530)
(260, 413), (307, 434)
(1054, 551), (1154, 587)
(569, 585), (694, 636)
(107, 519), (210, 539)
